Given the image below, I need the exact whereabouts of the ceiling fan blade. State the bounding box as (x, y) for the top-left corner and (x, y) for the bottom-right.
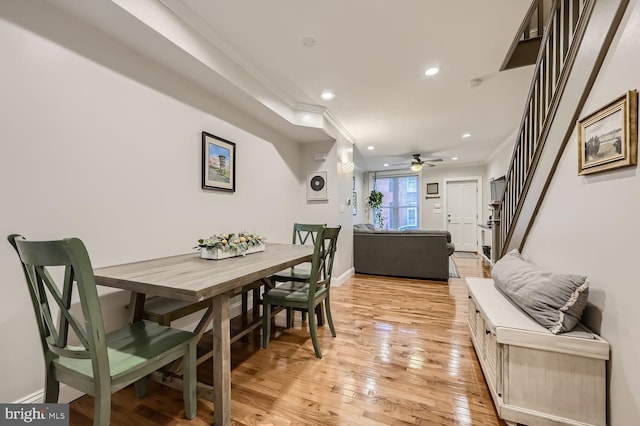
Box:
(387, 154), (443, 168)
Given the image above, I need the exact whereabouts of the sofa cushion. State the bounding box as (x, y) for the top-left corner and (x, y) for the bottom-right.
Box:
(491, 249), (589, 334)
(354, 223), (375, 232)
(402, 229), (452, 243)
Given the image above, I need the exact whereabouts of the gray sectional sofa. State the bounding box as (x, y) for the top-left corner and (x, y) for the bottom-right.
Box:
(353, 224), (455, 281)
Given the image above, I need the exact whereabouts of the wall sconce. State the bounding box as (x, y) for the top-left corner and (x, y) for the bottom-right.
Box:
(341, 161), (355, 173)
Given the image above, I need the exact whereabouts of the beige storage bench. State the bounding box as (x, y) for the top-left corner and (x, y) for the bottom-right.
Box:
(466, 277), (609, 426)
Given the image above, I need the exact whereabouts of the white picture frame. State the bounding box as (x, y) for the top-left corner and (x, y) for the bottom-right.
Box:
(306, 171), (328, 201)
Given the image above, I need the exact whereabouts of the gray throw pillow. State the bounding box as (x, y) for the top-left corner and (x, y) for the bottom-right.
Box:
(491, 249), (589, 334)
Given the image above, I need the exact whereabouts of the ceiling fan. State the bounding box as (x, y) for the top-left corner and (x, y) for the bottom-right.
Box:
(392, 154), (443, 171)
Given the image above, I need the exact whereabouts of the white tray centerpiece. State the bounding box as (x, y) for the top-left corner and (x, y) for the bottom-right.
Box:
(197, 231), (265, 260)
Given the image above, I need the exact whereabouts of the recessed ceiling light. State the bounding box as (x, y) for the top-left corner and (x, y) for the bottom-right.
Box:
(451, 157), (459, 161)
(424, 67), (439, 76)
(367, 145), (375, 150)
(321, 90), (335, 100)
(462, 133), (471, 138)
(383, 163), (389, 167)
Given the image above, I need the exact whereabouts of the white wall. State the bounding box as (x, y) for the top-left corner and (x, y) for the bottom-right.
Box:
(298, 137), (355, 281)
(485, 129), (518, 220)
(421, 164), (488, 229)
(523, 1), (640, 423)
(334, 136), (355, 280)
(485, 128), (518, 182)
(0, 7), (313, 403)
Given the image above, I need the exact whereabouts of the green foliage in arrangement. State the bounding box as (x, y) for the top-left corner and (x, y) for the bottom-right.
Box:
(197, 231), (265, 255)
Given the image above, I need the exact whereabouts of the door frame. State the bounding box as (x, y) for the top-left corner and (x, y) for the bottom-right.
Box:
(443, 176), (483, 253)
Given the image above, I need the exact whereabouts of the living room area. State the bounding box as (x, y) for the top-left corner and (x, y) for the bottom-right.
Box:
(2, 1), (640, 425)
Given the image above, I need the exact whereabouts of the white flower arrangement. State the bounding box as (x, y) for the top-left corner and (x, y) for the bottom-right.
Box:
(196, 231), (265, 256)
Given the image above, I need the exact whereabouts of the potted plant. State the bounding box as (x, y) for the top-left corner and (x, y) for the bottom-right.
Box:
(367, 189), (384, 229)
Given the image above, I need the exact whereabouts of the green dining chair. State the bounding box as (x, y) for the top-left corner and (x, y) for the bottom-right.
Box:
(271, 223), (325, 283)
(262, 226), (341, 358)
(270, 223), (326, 325)
(7, 235), (198, 426)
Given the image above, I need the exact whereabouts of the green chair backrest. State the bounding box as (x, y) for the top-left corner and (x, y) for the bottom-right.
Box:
(292, 223), (326, 246)
(8, 235), (110, 377)
(307, 226), (341, 295)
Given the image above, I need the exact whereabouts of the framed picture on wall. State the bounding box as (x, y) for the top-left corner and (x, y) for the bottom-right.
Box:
(352, 191), (357, 215)
(426, 182), (439, 195)
(202, 132), (236, 192)
(306, 171), (328, 201)
(577, 89), (638, 175)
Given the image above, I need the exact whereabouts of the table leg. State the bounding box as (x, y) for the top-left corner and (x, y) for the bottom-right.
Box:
(211, 294), (231, 426)
(128, 291), (148, 397)
(128, 291), (146, 323)
(316, 303), (325, 326)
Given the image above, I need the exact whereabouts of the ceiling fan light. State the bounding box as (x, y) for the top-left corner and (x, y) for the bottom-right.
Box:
(410, 163), (423, 172)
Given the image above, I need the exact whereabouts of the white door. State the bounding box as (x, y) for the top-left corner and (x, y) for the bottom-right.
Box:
(446, 180), (478, 252)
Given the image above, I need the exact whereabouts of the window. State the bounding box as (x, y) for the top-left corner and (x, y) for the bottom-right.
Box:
(372, 174), (419, 230)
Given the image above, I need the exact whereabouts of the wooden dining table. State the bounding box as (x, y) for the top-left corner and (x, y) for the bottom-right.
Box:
(93, 243), (314, 425)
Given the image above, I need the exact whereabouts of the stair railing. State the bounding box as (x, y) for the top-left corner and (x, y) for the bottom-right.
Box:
(495, 0), (593, 258)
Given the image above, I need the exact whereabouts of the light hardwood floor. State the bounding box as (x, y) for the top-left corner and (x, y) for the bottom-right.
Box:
(70, 256), (502, 425)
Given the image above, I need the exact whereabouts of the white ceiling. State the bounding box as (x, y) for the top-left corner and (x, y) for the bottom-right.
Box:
(46, 0), (535, 172)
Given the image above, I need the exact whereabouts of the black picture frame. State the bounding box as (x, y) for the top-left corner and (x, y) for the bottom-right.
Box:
(426, 182), (439, 195)
(202, 132), (236, 192)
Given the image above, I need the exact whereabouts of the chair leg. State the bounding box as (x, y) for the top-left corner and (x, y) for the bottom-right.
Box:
(308, 307), (322, 359)
(325, 297), (336, 337)
(43, 365), (60, 403)
(262, 302), (271, 348)
(301, 311), (307, 322)
(134, 378), (147, 398)
(93, 389), (111, 426)
(183, 341), (197, 419)
(285, 308), (292, 328)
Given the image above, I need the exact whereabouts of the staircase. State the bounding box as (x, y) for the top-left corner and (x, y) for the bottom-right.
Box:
(493, 0), (630, 258)
(501, 0), (553, 71)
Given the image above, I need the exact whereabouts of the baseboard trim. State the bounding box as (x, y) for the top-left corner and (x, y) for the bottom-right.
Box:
(15, 384), (84, 404)
(332, 268), (354, 288)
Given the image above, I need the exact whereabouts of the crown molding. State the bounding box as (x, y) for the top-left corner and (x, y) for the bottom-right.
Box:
(121, 0), (353, 144)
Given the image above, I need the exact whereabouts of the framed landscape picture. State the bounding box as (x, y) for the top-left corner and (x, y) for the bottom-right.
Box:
(202, 132), (236, 192)
(577, 89), (637, 175)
